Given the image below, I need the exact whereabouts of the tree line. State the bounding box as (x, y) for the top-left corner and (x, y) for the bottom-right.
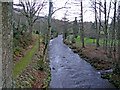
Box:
(63, 0), (120, 73)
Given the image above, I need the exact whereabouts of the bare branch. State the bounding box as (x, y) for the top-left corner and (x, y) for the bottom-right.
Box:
(51, 0), (70, 16)
(51, 7), (70, 16)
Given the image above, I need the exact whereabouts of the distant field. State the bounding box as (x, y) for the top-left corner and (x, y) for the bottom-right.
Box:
(69, 35), (118, 46)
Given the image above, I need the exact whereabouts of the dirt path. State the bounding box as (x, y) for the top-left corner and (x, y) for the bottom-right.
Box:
(48, 35), (115, 88)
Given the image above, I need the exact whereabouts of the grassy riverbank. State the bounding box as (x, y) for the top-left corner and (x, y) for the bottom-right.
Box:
(14, 41), (39, 78)
(64, 35), (120, 88)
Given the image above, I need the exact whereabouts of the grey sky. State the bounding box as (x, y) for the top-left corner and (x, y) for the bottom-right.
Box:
(13, 0), (116, 23)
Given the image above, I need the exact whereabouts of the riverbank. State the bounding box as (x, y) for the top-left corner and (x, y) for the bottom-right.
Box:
(64, 38), (120, 88)
(14, 33), (51, 88)
(49, 35), (115, 88)
(14, 43), (51, 88)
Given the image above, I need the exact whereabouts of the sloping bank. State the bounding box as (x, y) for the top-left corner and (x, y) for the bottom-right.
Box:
(14, 41), (39, 78)
(14, 41), (51, 88)
(64, 38), (119, 88)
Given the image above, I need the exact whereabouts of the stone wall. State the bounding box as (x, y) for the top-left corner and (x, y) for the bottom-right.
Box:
(0, 2), (13, 88)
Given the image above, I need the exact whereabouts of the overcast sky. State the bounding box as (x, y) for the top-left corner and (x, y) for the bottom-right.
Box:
(13, 0), (117, 23)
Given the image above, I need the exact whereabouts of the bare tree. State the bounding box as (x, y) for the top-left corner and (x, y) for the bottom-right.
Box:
(104, 0), (112, 54)
(95, 0), (100, 49)
(89, 0), (100, 49)
(14, 0), (47, 38)
(104, 0), (108, 54)
(42, 0), (70, 62)
(47, 0), (70, 47)
(80, 0), (85, 48)
(109, 0), (117, 58)
(113, 0), (117, 59)
(98, 0), (102, 48)
(72, 17), (78, 44)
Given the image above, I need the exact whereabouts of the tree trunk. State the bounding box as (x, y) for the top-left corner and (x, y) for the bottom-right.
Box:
(113, 0), (117, 59)
(104, 0), (108, 54)
(0, 2), (13, 88)
(81, 0), (85, 48)
(28, 24), (33, 39)
(98, 0), (102, 48)
(117, 2), (120, 72)
(43, 0), (52, 63)
(39, 29), (41, 51)
(95, 0), (100, 49)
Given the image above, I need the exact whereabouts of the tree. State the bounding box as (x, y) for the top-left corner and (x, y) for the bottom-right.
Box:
(44, 0), (70, 53)
(42, 0), (53, 59)
(14, 0), (46, 38)
(94, 0), (99, 49)
(113, 0), (117, 59)
(98, 0), (102, 48)
(117, 0), (120, 72)
(109, 0), (117, 58)
(42, 0), (70, 63)
(104, 0), (108, 54)
(62, 10), (69, 40)
(38, 23), (41, 51)
(80, 0), (85, 48)
(89, 0), (100, 49)
(95, 0), (101, 49)
(0, 2), (13, 88)
(71, 17), (78, 44)
(104, 0), (112, 54)
(63, 17), (69, 40)
(73, 17), (79, 38)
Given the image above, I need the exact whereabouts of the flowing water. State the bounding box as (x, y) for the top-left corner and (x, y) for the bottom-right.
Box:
(48, 35), (115, 88)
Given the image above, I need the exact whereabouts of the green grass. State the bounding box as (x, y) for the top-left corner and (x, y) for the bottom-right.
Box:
(73, 35), (118, 45)
(14, 41), (39, 78)
(69, 35), (74, 41)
